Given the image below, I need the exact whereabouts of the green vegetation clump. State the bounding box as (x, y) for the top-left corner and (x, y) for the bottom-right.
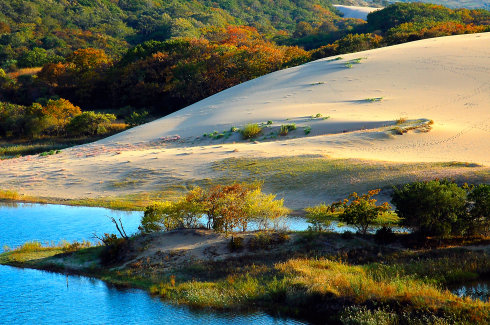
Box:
(305, 203), (334, 231)
(390, 119), (433, 135)
(241, 124), (262, 139)
(279, 124), (296, 136)
(365, 97), (383, 102)
(141, 183), (290, 234)
(392, 180), (489, 237)
(337, 189), (391, 235)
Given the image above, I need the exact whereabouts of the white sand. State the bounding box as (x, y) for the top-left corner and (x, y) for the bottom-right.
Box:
(333, 5), (381, 20)
(1, 33), (489, 205)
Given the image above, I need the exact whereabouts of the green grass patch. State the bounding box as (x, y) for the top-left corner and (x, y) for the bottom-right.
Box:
(241, 124), (262, 139)
(212, 156), (489, 200)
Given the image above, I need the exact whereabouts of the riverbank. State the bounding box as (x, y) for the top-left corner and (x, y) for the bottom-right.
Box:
(2, 229), (489, 324)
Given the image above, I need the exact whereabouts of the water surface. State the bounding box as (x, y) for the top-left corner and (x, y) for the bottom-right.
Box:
(0, 202), (304, 325)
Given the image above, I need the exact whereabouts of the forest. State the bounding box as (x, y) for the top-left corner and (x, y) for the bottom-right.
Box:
(0, 1), (489, 142)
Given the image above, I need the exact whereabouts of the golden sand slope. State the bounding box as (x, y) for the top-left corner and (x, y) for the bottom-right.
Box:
(1, 33), (489, 207)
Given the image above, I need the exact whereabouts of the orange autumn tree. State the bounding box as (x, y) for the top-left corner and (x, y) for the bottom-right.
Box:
(68, 48), (111, 72)
(42, 98), (81, 135)
(110, 26), (309, 112)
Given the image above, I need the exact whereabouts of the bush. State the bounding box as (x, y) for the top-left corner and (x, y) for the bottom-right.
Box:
(340, 306), (397, 325)
(98, 233), (129, 265)
(466, 184), (490, 236)
(141, 183), (289, 234)
(341, 231), (354, 240)
(279, 123), (296, 136)
(66, 111), (116, 136)
(248, 231), (289, 251)
(392, 180), (467, 237)
(305, 203), (334, 231)
(338, 189), (390, 235)
(140, 199), (202, 233)
(125, 111), (149, 127)
(241, 124), (262, 139)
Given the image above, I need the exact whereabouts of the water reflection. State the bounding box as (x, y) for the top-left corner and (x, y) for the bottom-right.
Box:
(451, 281), (490, 302)
(0, 265), (303, 324)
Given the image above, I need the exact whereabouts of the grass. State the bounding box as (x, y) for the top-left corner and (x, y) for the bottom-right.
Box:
(279, 124), (296, 136)
(0, 131), (127, 159)
(365, 97), (384, 102)
(390, 119), (434, 135)
(241, 124), (262, 139)
(396, 117), (407, 124)
(343, 58), (367, 69)
(0, 142), (68, 159)
(212, 156), (489, 201)
(0, 189), (20, 200)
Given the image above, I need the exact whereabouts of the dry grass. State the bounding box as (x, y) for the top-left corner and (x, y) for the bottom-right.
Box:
(8, 67), (42, 79)
(0, 189), (20, 200)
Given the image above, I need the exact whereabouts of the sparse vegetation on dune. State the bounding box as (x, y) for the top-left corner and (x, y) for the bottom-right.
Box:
(240, 124), (262, 139)
(212, 156), (489, 202)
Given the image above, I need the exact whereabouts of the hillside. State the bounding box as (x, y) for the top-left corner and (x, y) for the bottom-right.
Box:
(0, 0), (346, 63)
(1, 33), (488, 209)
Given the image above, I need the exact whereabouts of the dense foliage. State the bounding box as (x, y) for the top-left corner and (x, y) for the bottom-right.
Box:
(141, 183), (290, 234)
(0, 97), (118, 139)
(0, 0), (348, 67)
(392, 180), (489, 237)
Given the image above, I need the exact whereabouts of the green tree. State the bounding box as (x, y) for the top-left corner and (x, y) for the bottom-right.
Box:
(466, 184), (490, 236)
(338, 189), (390, 235)
(391, 180), (467, 237)
(66, 111), (116, 136)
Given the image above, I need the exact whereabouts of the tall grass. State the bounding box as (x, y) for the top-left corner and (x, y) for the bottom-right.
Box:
(0, 190), (20, 200)
(241, 124), (262, 139)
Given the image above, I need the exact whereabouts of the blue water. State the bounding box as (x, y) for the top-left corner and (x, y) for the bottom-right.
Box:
(0, 202), (304, 325)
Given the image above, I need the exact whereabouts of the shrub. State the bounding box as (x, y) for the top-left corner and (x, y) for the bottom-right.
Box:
(42, 98), (82, 135)
(391, 180), (467, 237)
(248, 231), (288, 251)
(241, 124), (262, 139)
(305, 203), (334, 231)
(141, 183), (289, 234)
(140, 193), (205, 233)
(66, 111), (116, 136)
(341, 231), (354, 240)
(340, 306), (397, 325)
(279, 123), (296, 136)
(61, 240), (92, 253)
(125, 111), (149, 127)
(98, 233), (129, 265)
(338, 189), (390, 235)
(466, 184), (490, 236)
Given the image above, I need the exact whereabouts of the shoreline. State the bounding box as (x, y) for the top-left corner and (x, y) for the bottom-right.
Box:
(1, 229), (489, 324)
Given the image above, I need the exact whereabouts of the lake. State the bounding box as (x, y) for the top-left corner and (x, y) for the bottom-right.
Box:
(0, 202), (304, 324)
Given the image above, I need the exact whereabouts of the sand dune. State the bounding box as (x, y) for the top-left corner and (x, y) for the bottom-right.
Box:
(333, 5), (381, 20)
(1, 33), (489, 207)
